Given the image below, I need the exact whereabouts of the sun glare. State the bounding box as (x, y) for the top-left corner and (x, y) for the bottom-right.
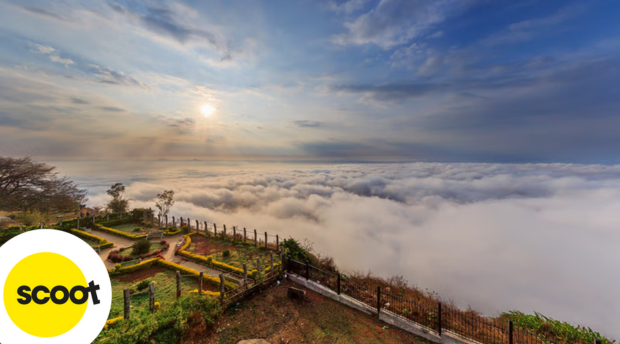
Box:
(201, 104), (216, 117)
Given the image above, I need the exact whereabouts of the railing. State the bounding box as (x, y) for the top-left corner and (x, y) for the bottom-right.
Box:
(381, 289), (439, 331)
(283, 256), (594, 344)
(443, 306), (507, 344)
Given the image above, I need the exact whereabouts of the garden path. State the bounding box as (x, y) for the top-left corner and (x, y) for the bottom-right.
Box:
(92, 230), (238, 282)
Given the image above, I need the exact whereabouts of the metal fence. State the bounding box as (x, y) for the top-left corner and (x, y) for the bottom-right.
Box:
(283, 256), (589, 344)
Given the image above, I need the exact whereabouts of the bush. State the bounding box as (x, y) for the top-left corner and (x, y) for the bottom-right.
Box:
(133, 227), (141, 232)
(20, 210), (46, 226)
(136, 279), (151, 291)
(223, 249), (230, 257)
(282, 238), (312, 262)
(160, 240), (167, 245)
(133, 240), (151, 255)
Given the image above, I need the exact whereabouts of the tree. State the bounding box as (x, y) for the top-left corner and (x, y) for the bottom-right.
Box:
(106, 183), (129, 213)
(0, 156), (87, 213)
(155, 190), (175, 217)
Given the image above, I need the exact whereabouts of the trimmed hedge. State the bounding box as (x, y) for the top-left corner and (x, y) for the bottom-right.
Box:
(104, 316), (124, 330)
(94, 223), (147, 240)
(164, 228), (183, 236)
(108, 257), (235, 290)
(189, 289), (220, 297)
(69, 228), (113, 250)
(157, 259), (236, 290)
(109, 258), (160, 276)
(177, 233), (283, 279)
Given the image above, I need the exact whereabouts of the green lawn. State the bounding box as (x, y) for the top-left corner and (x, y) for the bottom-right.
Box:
(109, 270), (203, 319)
(119, 242), (164, 257)
(188, 236), (281, 271)
(111, 223), (152, 234)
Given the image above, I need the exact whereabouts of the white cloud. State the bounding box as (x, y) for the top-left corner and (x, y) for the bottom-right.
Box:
(63, 161), (620, 338)
(30, 42), (74, 66)
(331, 0), (459, 49)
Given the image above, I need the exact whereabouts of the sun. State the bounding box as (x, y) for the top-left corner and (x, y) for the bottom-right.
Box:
(201, 104), (216, 117)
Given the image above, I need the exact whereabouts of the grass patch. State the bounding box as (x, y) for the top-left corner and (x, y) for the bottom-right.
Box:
(188, 235), (280, 271)
(119, 243), (164, 257)
(109, 269), (207, 320)
(111, 223), (151, 234)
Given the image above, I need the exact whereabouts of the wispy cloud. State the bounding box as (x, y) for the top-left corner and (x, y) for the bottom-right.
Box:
(29, 43), (74, 66)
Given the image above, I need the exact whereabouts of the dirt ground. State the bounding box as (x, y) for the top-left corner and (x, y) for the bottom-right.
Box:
(192, 235), (238, 255)
(184, 279), (431, 344)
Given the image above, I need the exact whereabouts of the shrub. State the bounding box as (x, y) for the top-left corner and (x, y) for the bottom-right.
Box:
(133, 227), (141, 232)
(160, 240), (166, 245)
(20, 210), (46, 226)
(136, 279), (151, 291)
(223, 249), (230, 257)
(133, 240), (151, 255)
(283, 237), (314, 263)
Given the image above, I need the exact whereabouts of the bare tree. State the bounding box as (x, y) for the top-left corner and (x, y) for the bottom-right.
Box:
(155, 190), (175, 217)
(0, 156), (87, 212)
(106, 183), (129, 213)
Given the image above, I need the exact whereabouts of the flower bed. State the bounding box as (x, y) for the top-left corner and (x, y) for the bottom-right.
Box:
(177, 233), (280, 279)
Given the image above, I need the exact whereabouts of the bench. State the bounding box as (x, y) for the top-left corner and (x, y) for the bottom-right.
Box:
(287, 287), (306, 301)
(147, 231), (164, 240)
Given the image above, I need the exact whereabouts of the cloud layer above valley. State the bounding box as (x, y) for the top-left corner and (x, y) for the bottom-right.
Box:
(61, 161), (620, 338)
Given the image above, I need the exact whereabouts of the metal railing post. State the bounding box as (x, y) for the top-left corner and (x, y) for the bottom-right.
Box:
(337, 273), (341, 295)
(305, 259), (309, 280)
(377, 286), (381, 318)
(438, 302), (442, 337)
(509, 320), (514, 344)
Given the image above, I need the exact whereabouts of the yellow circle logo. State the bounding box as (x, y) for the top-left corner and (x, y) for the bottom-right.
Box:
(3, 252), (88, 337)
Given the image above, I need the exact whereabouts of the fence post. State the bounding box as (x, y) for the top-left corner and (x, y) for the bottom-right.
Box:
(151, 213), (154, 227)
(594, 339), (602, 344)
(219, 274), (225, 303)
(196, 220), (199, 232)
(337, 273), (341, 295)
(214, 223), (217, 237)
(176, 271), (181, 299)
(244, 227), (247, 243)
(377, 286), (381, 318)
(270, 252), (274, 272)
(257, 258), (262, 280)
(77, 218), (80, 229)
(438, 302), (442, 337)
(305, 259), (309, 280)
(233, 226), (236, 241)
(276, 235), (279, 251)
(199, 272), (204, 295)
(107, 214), (110, 221)
(19, 224), (23, 231)
(243, 263), (248, 287)
(149, 283), (155, 312)
(223, 224), (227, 239)
(265, 232), (268, 249)
(172, 216), (175, 228)
(509, 320), (514, 344)
(93, 215), (96, 224)
(124, 289), (130, 319)
(204, 221), (208, 236)
(254, 229), (258, 247)
(40, 222), (43, 229)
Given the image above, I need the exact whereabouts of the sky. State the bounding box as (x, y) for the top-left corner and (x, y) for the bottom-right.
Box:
(1, 0), (620, 162)
(53, 160), (620, 338)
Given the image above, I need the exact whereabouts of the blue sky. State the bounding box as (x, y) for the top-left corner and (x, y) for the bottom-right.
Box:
(0, 0), (619, 162)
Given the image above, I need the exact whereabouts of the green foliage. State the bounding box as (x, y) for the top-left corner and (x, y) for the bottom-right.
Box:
(19, 210), (47, 226)
(133, 227), (141, 232)
(133, 240), (151, 255)
(95, 294), (221, 344)
(136, 279), (151, 292)
(502, 311), (615, 344)
(223, 249), (230, 257)
(282, 238), (312, 262)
